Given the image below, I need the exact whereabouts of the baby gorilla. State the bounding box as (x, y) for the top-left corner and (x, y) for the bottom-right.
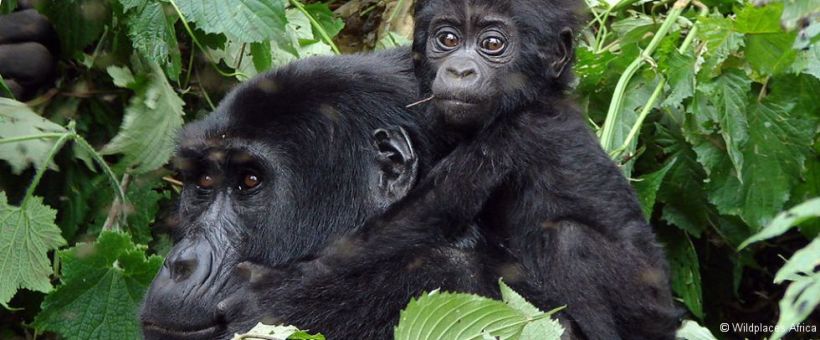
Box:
(281, 0), (678, 338)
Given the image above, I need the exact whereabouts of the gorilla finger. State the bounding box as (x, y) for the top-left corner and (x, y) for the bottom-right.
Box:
(0, 9), (58, 52)
(0, 42), (54, 85)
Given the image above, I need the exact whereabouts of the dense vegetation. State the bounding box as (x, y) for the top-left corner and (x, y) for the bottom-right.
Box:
(0, 0), (816, 338)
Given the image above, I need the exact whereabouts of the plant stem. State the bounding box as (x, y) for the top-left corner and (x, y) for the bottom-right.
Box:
(102, 173), (131, 232)
(20, 132), (73, 208)
(0, 133), (66, 145)
(610, 2), (708, 158)
(72, 134), (127, 205)
(599, 0), (691, 153)
(290, 0), (341, 54)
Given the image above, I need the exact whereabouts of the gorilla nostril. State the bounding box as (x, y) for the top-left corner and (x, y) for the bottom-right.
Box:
(446, 67), (476, 79)
(169, 258), (198, 282)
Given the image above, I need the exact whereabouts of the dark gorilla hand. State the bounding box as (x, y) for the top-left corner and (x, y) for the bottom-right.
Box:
(0, 7), (58, 100)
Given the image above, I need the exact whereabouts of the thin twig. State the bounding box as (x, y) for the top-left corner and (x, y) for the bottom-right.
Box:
(406, 95), (435, 108)
(102, 173), (132, 231)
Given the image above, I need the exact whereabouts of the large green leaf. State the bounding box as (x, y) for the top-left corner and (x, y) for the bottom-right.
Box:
(0, 193), (66, 308)
(696, 15), (745, 78)
(34, 231), (162, 340)
(696, 69), (751, 177)
(394, 289), (562, 340)
(771, 238), (820, 340)
(658, 227), (703, 319)
(120, 0), (182, 80)
(101, 63), (185, 174)
(0, 99), (67, 174)
(704, 102), (813, 230)
(733, 3), (784, 34)
(634, 159), (676, 219)
(739, 198), (820, 248)
(176, 0), (287, 43)
(745, 32), (798, 76)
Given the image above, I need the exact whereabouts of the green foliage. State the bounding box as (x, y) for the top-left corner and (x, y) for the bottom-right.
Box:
(233, 323), (325, 340)
(394, 281), (564, 340)
(34, 231), (163, 339)
(101, 63), (185, 174)
(0, 192), (66, 308)
(0, 98), (67, 174)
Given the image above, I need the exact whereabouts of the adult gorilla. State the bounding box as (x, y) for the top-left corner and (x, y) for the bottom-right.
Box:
(139, 48), (499, 339)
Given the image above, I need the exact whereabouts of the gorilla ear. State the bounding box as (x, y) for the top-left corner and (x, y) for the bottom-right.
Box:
(372, 126), (418, 205)
(549, 28), (574, 78)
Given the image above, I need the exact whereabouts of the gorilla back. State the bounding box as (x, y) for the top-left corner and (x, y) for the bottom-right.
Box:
(139, 48), (469, 339)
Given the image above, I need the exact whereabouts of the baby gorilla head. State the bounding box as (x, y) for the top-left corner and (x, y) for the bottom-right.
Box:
(412, 0), (580, 131)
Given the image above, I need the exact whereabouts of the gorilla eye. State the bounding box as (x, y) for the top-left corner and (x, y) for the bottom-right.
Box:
(480, 36), (506, 54)
(241, 173), (261, 190)
(197, 174), (215, 189)
(437, 32), (460, 49)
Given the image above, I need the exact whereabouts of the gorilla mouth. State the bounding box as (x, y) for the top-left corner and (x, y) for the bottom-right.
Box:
(142, 321), (221, 339)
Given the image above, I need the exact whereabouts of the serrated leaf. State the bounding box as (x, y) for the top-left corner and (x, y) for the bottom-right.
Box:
(697, 69), (751, 177)
(661, 50), (696, 109)
(656, 124), (710, 237)
(0, 98), (67, 174)
(177, 0), (287, 43)
(499, 280), (541, 318)
(102, 63), (185, 173)
(770, 238), (820, 340)
(658, 228), (703, 319)
(395, 290), (562, 340)
(740, 198), (820, 249)
(705, 102), (813, 229)
(233, 323), (325, 340)
(0, 192), (66, 308)
(697, 15), (745, 78)
(121, 0), (182, 80)
(734, 3), (784, 34)
(34, 231), (162, 340)
(745, 32), (798, 76)
(634, 159), (676, 218)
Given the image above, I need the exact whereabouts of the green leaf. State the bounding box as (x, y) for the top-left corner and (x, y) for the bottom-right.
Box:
(394, 289), (562, 340)
(251, 41), (273, 72)
(697, 15), (745, 78)
(634, 159), (676, 219)
(0, 192), (66, 308)
(34, 231), (163, 340)
(675, 320), (717, 340)
(499, 279), (541, 317)
(705, 102), (813, 229)
(232, 323), (325, 340)
(739, 198), (820, 249)
(102, 63), (185, 173)
(120, 0), (182, 80)
(734, 3), (784, 34)
(302, 2), (344, 39)
(0, 98), (67, 174)
(40, 0), (111, 58)
(660, 50), (696, 109)
(695, 69), (751, 177)
(177, 0), (287, 43)
(745, 32), (798, 76)
(770, 238), (820, 340)
(658, 227), (703, 319)
(656, 123), (711, 238)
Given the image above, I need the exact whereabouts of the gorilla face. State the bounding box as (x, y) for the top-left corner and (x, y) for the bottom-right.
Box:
(412, 0), (576, 131)
(140, 50), (425, 339)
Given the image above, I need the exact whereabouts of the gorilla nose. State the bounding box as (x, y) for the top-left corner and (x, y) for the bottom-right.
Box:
(163, 239), (213, 284)
(444, 59), (479, 81)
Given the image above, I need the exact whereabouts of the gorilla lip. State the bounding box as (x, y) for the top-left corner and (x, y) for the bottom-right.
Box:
(142, 321), (220, 338)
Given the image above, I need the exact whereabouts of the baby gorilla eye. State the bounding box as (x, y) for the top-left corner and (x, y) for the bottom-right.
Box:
(436, 32), (460, 49)
(197, 174), (215, 189)
(480, 36), (506, 55)
(240, 173), (261, 190)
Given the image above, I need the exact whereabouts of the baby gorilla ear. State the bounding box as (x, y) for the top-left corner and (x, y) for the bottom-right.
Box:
(372, 126), (418, 205)
(548, 28), (575, 78)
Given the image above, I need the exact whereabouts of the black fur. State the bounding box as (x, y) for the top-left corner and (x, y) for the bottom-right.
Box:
(140, 48), (497, 339)
(291, 1), (679, 339)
